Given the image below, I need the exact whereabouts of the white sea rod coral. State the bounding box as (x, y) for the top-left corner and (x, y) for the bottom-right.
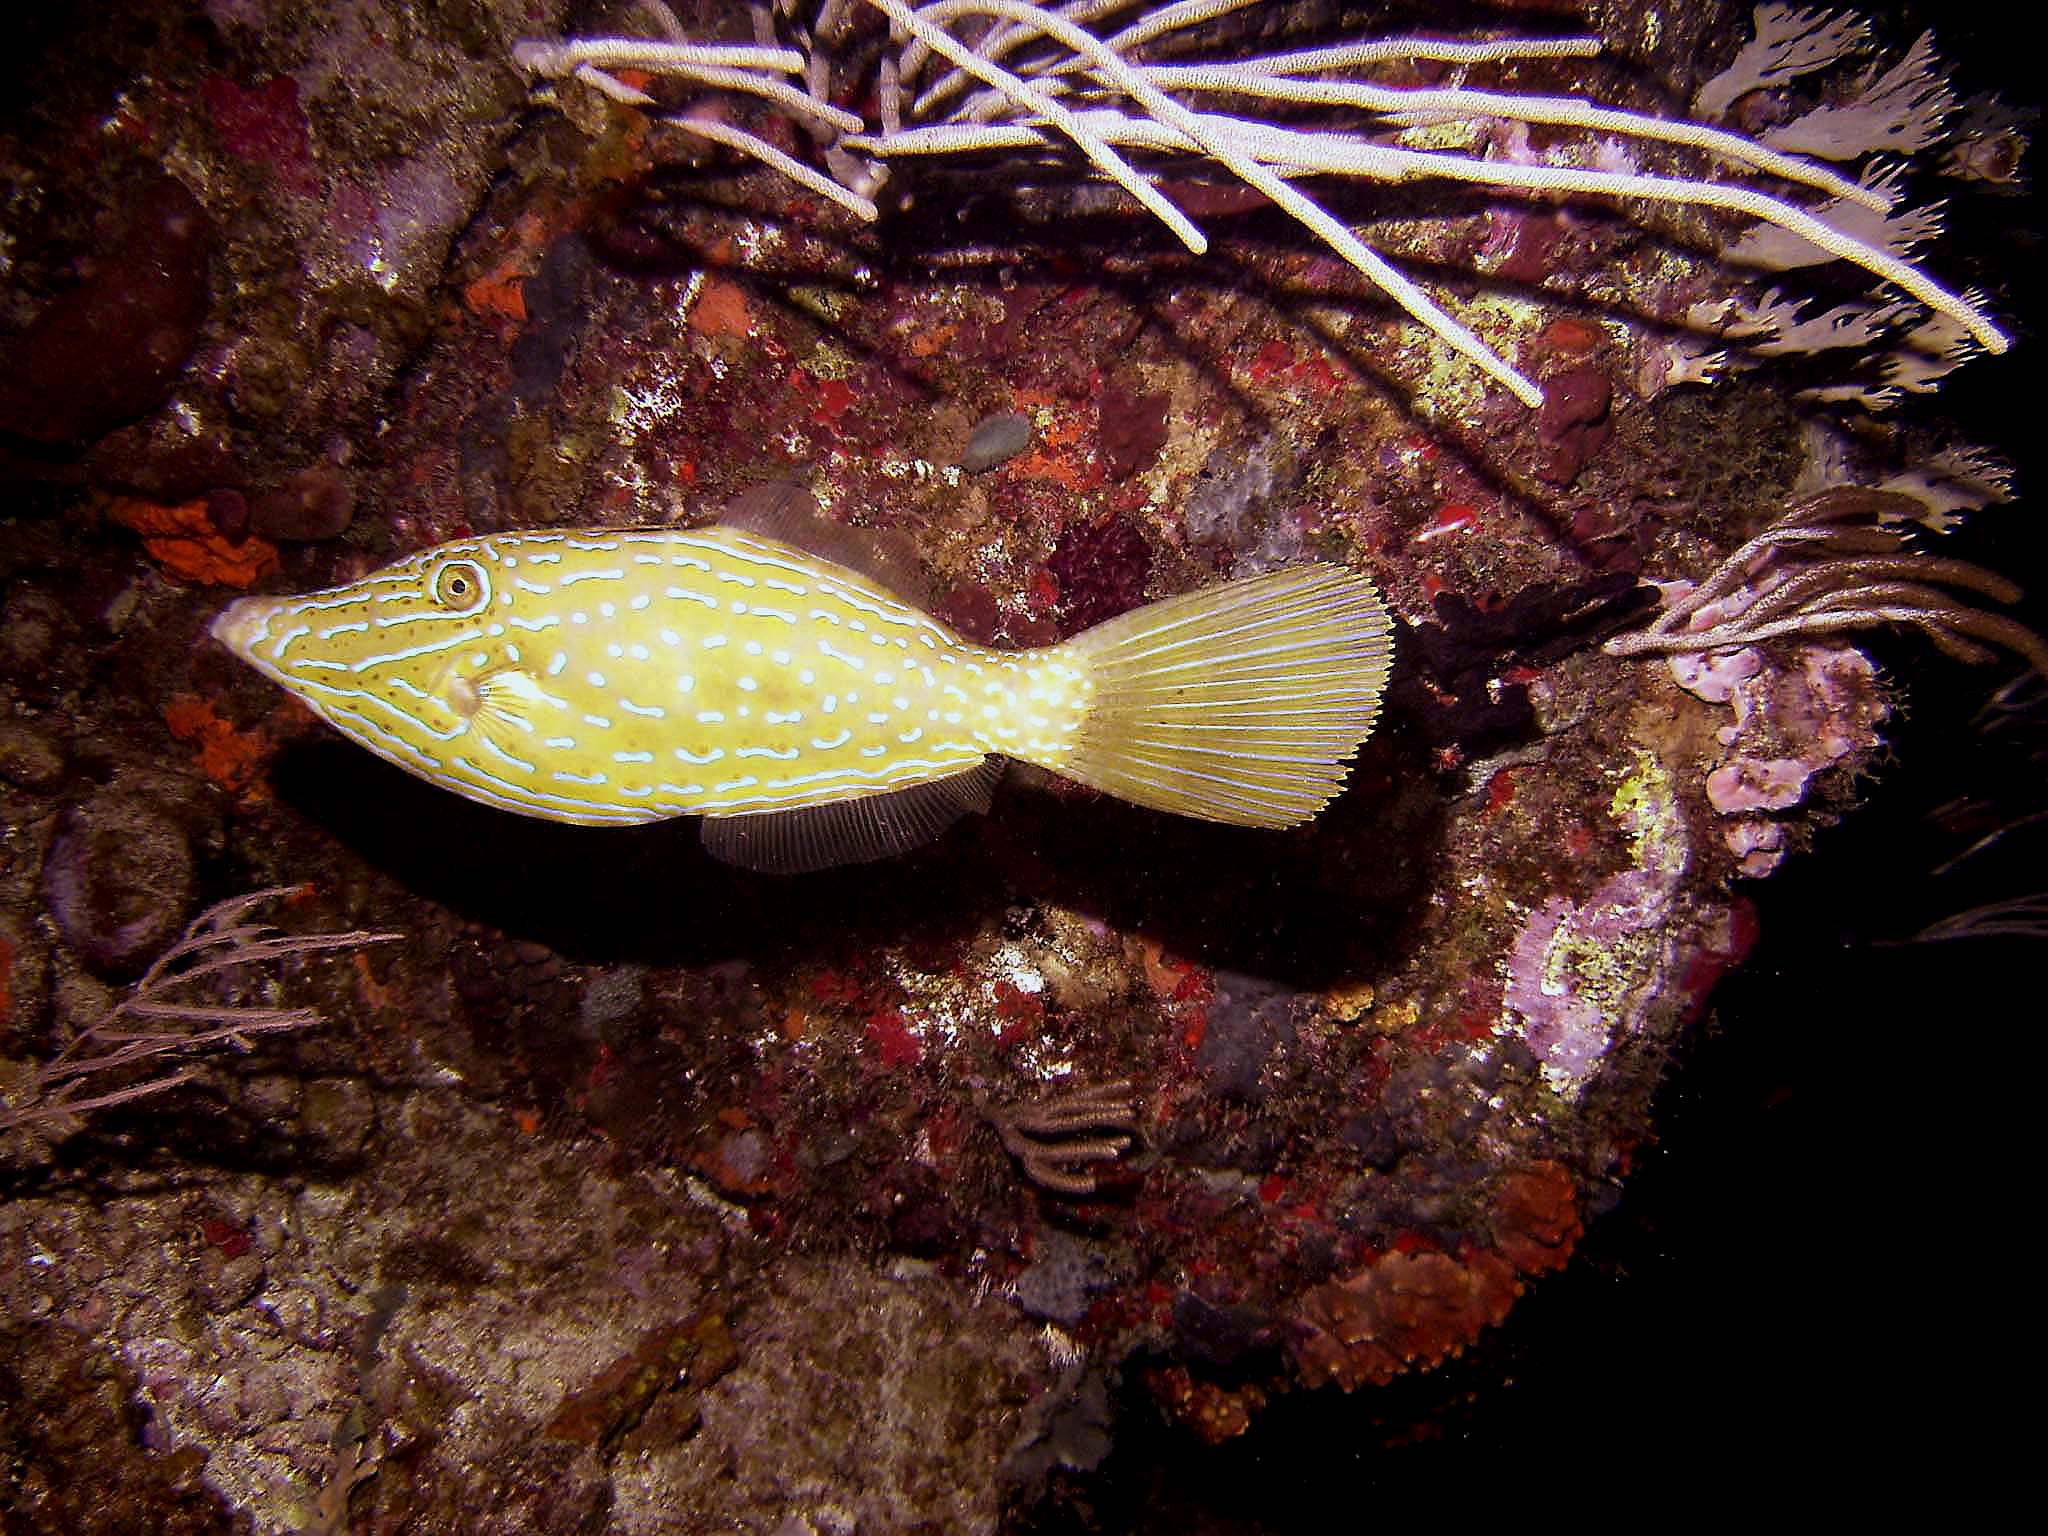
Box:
(514, 1), (2008, 409)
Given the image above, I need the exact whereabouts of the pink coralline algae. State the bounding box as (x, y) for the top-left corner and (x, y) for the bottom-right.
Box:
(1502, 751), (1691, 1094)
(1667, 643), (1764, 704)
(1505, 897), (1623, 1086)
(1707, 755), (1811, 812)
(1672, 640), (1889, 875)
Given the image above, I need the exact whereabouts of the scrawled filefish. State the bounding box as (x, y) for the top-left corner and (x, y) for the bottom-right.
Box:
(212, 483), (1394, 873)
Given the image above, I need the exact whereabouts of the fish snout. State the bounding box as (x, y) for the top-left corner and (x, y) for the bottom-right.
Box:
(210, 596), (272, 663)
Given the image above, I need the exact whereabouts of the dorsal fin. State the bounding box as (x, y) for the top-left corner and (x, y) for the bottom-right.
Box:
(717, 481), (934, 606)
(699, 759), (1003, 874)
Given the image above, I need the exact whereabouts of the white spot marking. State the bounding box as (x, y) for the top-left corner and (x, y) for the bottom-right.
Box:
(480, 737), (536, 773)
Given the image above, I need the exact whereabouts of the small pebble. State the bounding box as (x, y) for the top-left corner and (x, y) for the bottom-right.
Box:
(958, 410), (1034, 472)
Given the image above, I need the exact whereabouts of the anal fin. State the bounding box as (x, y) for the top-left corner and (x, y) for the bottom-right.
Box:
(700, 759), (1003, 874)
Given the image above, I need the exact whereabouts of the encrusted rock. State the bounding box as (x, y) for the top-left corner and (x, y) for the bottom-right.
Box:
(41, 793), (194, 976)
(301, 1077), (377, 1161)
(0, 722), (66, 793)
(197, 1248), (266, 1313)
(1289, 1248), (1521, 1391)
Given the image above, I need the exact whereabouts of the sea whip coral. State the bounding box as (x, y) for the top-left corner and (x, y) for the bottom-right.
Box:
(513, 1), (2007, 409)
(4, 887), (397, 1135)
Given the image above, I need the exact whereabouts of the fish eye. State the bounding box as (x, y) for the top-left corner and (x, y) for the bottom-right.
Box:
(432, 559), (490, 614)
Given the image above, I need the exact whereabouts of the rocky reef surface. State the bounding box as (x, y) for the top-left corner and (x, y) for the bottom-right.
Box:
(1, 1), (2035, 1529)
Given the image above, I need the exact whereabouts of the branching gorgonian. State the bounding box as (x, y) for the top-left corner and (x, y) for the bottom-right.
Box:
(514, 1), (2009, 408)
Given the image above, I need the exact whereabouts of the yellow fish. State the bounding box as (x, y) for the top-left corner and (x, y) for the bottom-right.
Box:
(212, 484), (1394, 872)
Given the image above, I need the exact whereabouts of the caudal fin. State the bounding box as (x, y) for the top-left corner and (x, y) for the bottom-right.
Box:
(1057, 564), (1394, 828)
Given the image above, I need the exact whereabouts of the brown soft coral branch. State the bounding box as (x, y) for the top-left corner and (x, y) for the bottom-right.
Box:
(3, 886), (400, 1133)
(989, 1076), (1139, 1196)
(1604, 487), (2048, 680)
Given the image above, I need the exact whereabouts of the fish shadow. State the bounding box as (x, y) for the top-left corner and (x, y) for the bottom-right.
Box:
(269, 730), (1439, 990)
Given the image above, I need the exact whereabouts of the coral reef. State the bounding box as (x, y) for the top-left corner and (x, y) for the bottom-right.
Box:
(0, 0), (2032, 1527)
